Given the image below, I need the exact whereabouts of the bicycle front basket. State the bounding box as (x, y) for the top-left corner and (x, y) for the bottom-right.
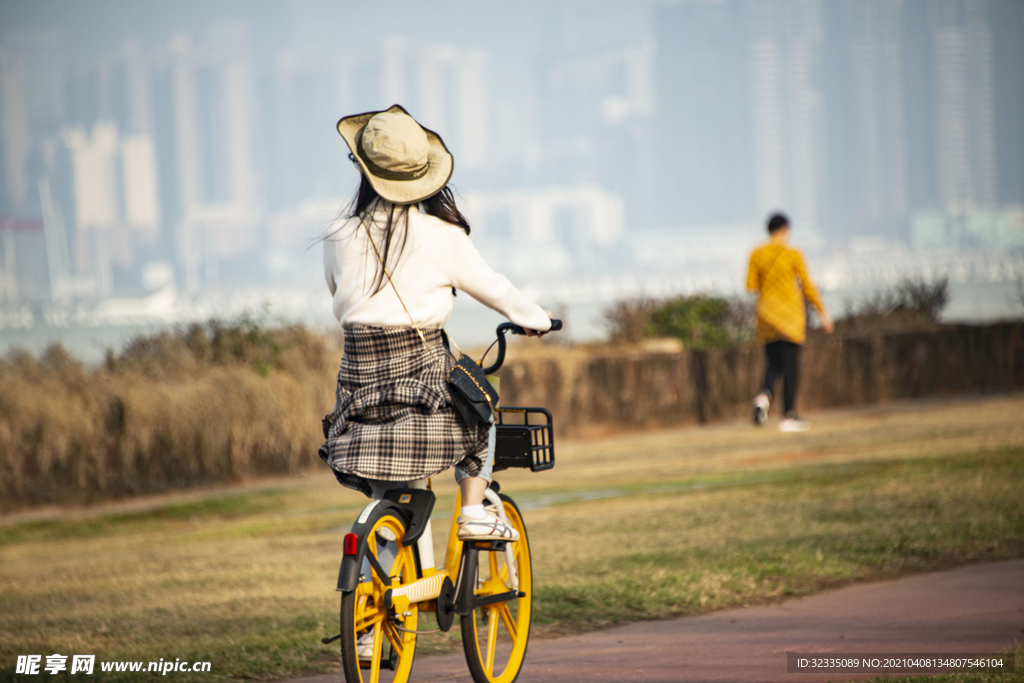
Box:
(493, 407), (554, 472)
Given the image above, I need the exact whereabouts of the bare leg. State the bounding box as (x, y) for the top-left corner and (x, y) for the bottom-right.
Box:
(460, 475), (487, 507)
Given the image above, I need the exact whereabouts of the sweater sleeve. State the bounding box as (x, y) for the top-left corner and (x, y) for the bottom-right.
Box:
(323, 235), (337, 296)
(746, 250), (760, 293)
(443, 227), (552, 331)
(794, 250), (826, 314)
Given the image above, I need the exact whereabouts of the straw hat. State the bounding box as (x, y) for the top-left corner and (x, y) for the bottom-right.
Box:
(336, 104), (454, 205)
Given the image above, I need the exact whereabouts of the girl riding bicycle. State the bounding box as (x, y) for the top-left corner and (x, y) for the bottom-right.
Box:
(319, 104), (552, 542)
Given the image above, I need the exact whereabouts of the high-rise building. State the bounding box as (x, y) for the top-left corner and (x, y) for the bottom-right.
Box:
(654, 0), (752, 228)
(654, 0), (826, 234)
(212, 23), (257, 216)
(820, 0), (908, 241)
(990, 0), (1024, 207)
(0, 30), (67, 221)
(415, 45), (489, 171)
(162, 25), (260, 291)
(931, 0), (997, 211)
(267, 51), (347, 210)
(165, 26), (257, 219)
(65, 123), (121, 231)
(64, 122), (119, 296)
(167, 34), (204, 224)
(122, 135), (160, 232)
(748, 0), (824, 234)
(2, 31), (65, 133)
(0, 48), (32, 213)
(901, 0), (1007, 243)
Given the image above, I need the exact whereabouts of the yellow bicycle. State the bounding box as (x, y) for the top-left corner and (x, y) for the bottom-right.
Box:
(324, 321), (560, 683)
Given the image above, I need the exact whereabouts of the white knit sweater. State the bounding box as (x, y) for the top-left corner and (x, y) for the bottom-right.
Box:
(324, 203), (551, 332)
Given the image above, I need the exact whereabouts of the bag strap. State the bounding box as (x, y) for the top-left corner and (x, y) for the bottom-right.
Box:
(361, 221), (468, 359)
(362, 221), (429, 348)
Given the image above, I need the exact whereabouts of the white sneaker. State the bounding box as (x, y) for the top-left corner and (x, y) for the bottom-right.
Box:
(778, 417), (810, 432)
(752, 393), (770, 426)
(357, 632), (374, 659)
(457, 510), (520, 542)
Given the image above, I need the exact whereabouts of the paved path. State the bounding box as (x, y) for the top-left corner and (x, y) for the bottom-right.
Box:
(290, 559), (1024, 683)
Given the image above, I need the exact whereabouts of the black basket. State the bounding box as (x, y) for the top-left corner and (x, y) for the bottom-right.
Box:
(492, 407), (554, 472)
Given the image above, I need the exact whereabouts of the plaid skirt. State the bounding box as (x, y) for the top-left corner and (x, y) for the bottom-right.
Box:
(319, 325), (487, 496)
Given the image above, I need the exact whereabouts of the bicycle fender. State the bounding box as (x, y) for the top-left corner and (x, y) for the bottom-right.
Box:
(382, 488), (435, 545)
(336, 499), (409, 592)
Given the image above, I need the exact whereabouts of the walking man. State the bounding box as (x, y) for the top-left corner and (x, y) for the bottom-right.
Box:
(747, 213), (833, 431)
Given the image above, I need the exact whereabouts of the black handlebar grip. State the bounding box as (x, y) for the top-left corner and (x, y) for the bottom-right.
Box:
(507, 319), (562, 336)
(485, 320), (565, 374)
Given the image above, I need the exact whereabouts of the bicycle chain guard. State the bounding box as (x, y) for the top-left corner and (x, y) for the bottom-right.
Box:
(435, 576), (456, 632)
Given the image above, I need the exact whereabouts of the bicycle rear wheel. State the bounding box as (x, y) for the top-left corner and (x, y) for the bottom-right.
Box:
(340, 509), (419, 683)
(460, 495), (532, 683)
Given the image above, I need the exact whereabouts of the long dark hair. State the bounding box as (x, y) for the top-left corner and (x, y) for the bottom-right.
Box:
(345, 174), (472, 296)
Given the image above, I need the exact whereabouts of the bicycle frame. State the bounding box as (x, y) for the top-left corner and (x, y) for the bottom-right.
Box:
(378, 484), (520, 622)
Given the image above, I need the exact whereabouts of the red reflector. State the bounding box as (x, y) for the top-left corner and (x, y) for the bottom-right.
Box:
(344, 533), (359, 556)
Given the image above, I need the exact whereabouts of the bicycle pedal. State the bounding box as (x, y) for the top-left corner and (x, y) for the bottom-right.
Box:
(469, 540), (507, 552)
(359, 660), (391, 671)
(359, 650), (397, 671)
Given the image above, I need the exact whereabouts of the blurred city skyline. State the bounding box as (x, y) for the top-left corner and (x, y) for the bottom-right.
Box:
(0, 0), (1022, 334)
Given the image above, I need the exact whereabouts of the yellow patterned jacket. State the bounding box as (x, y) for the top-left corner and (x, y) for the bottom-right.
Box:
(746, 243), (825, 345)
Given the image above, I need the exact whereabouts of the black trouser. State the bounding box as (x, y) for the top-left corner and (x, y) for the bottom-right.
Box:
(761, 341), (800, 418)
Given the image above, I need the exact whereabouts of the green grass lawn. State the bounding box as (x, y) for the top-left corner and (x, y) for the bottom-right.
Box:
(529, 448), (1024, 632)
(2, 395), (1023, 682)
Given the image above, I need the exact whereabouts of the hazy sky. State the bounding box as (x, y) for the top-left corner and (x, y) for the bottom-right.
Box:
(0, 1), (654, 62)
(0, 0), (1022, 352)
(1, 0), (1021, 304)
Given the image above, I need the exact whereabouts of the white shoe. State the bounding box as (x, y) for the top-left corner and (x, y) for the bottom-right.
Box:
(752, 393), (770, 426)
(778, 417), (810, 432)
(357, 632), (374, 659)
(457, 510), (520, 542)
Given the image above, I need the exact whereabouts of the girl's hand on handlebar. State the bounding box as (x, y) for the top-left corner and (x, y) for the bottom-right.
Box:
(525, 311), (554, 338)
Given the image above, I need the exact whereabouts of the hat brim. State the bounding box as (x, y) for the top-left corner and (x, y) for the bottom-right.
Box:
(336, 104), (454, 205)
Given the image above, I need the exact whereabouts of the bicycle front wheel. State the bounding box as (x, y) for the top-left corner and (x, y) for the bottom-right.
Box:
(460, 494), (532, 683)
(340, 509), (419, 683)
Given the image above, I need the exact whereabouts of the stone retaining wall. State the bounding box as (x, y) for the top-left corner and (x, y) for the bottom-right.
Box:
(496, 323), (1024, 435)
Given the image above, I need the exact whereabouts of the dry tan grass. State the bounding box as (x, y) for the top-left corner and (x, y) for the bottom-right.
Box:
(0, 322), (340, 510)
(5, 319), (1020, 511)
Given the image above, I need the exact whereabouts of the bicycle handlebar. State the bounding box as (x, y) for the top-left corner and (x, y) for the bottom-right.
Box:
(482, 319), (562, 375)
